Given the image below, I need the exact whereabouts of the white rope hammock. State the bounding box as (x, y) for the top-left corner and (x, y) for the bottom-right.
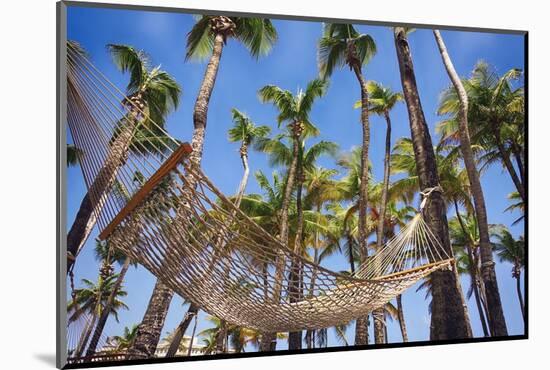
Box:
(66, 41), (453, 335)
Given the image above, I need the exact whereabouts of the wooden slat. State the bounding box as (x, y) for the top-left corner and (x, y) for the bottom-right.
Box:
(374, 258), (454, 281)
(99, 142), (193, 240)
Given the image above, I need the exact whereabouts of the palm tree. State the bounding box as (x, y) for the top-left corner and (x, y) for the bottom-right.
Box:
(448, 213), (491, 337)
(393, 27), (472, 340)
(128, 17), (278, 360)
(198, 316), (227, 355)
(185, 15), (277, 167)
(355, 81), (402, 343)
(257, 79), (328, 350)
(437, 61), (524, 202)
(107, 325), (139, 353)
(434, 30), (508, 336)
(318, 23), (376, 345)
(504, 191), (524, 226)
(67, 43), (181, 273)
(494, 228), (525, 319)
(228, 109), (271, 207)
(85, 240), (134, 356)
(67, 144), (81, 167)
(68, 274), (129, 357)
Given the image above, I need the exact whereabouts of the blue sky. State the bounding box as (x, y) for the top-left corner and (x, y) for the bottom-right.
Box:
(66, 5), (525, 350)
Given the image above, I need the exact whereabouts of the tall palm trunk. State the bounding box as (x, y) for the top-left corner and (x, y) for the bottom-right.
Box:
(347, 233), (355, 274)
(511, 144), (525, 185)
(260, 127), (300, 352)
(305, 244), (320, 349)
(351, 63), (371, 346)
(86, 258), (131, 356)
(434, 30), (508, 337)
(394, 27), (472, 340)
(453, 201), (490, 337)
(165, 303), (199, 357)
(189, 32), (225, 167)
(289, 142), (304, 350)
(373, 110), (392, 344)
(127, 280), (174, 359)
(129, 32), (226, 359)
(396, 295), (408, 342)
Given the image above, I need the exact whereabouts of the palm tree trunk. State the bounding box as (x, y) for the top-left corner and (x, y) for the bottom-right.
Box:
(187, 312), (199, 356)
(66, 78), (142, 273)
(85, 258), (131, 356)
(351, 63), (372, 346)
(305, 246), (320, 349)
(434, 30), (508, 337)
(216, 321), (227, 353)
(453, 201), (491, 337)
(348, 233), (355, 274)
(515, 272), (525, 320)
(260, 131), (300, 352)
(189, 32), (225, 167)
(494, 128), (525, 203)
(289, 142), (304, 350)
(512, 144), (525, 185)
(375, 111), (392, 253)
(373, 310), (385, 344)
(396, 295), (408, 342)
(373, 111), (392, 345)
(235, 146), (250, 208)
(67, 193), (97, 273)
(394, 27), (472, 340)
(127, 280), (174, 359)
(165, 303), (199, 358)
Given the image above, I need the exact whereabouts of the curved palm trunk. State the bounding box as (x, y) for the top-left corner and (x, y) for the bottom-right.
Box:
(373, 111), (392, 344)
(66, 78), (140, 273)
(260, 131), (300, 352)
(434, 30), (508, 337)
(512, 144), (525, 185)
(235, 145), (250, 208)
(394, 27), (472, 340)
(453, 200), (490, 337)
(494, 127), (525, 203)
(396, 295), (408, 342)
(212, 144), (252, 354)
(85, 258), (131, 356)
(515, 270), (525, 320)
(351, 63), (371, 346)
(165, 303), (199, 358)
(129, 32), (226, 359)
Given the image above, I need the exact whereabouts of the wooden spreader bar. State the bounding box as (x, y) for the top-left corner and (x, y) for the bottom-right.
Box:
(99, 142), (193, 240)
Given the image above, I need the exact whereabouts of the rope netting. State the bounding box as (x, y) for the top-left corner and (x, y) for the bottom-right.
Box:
(66, 41), (453, 334)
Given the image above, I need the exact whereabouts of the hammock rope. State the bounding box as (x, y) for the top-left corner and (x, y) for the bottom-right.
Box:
(66, 41), (453, 335)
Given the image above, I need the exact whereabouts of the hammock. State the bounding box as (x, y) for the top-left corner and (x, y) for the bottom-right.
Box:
(66, 41), (453, 333)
